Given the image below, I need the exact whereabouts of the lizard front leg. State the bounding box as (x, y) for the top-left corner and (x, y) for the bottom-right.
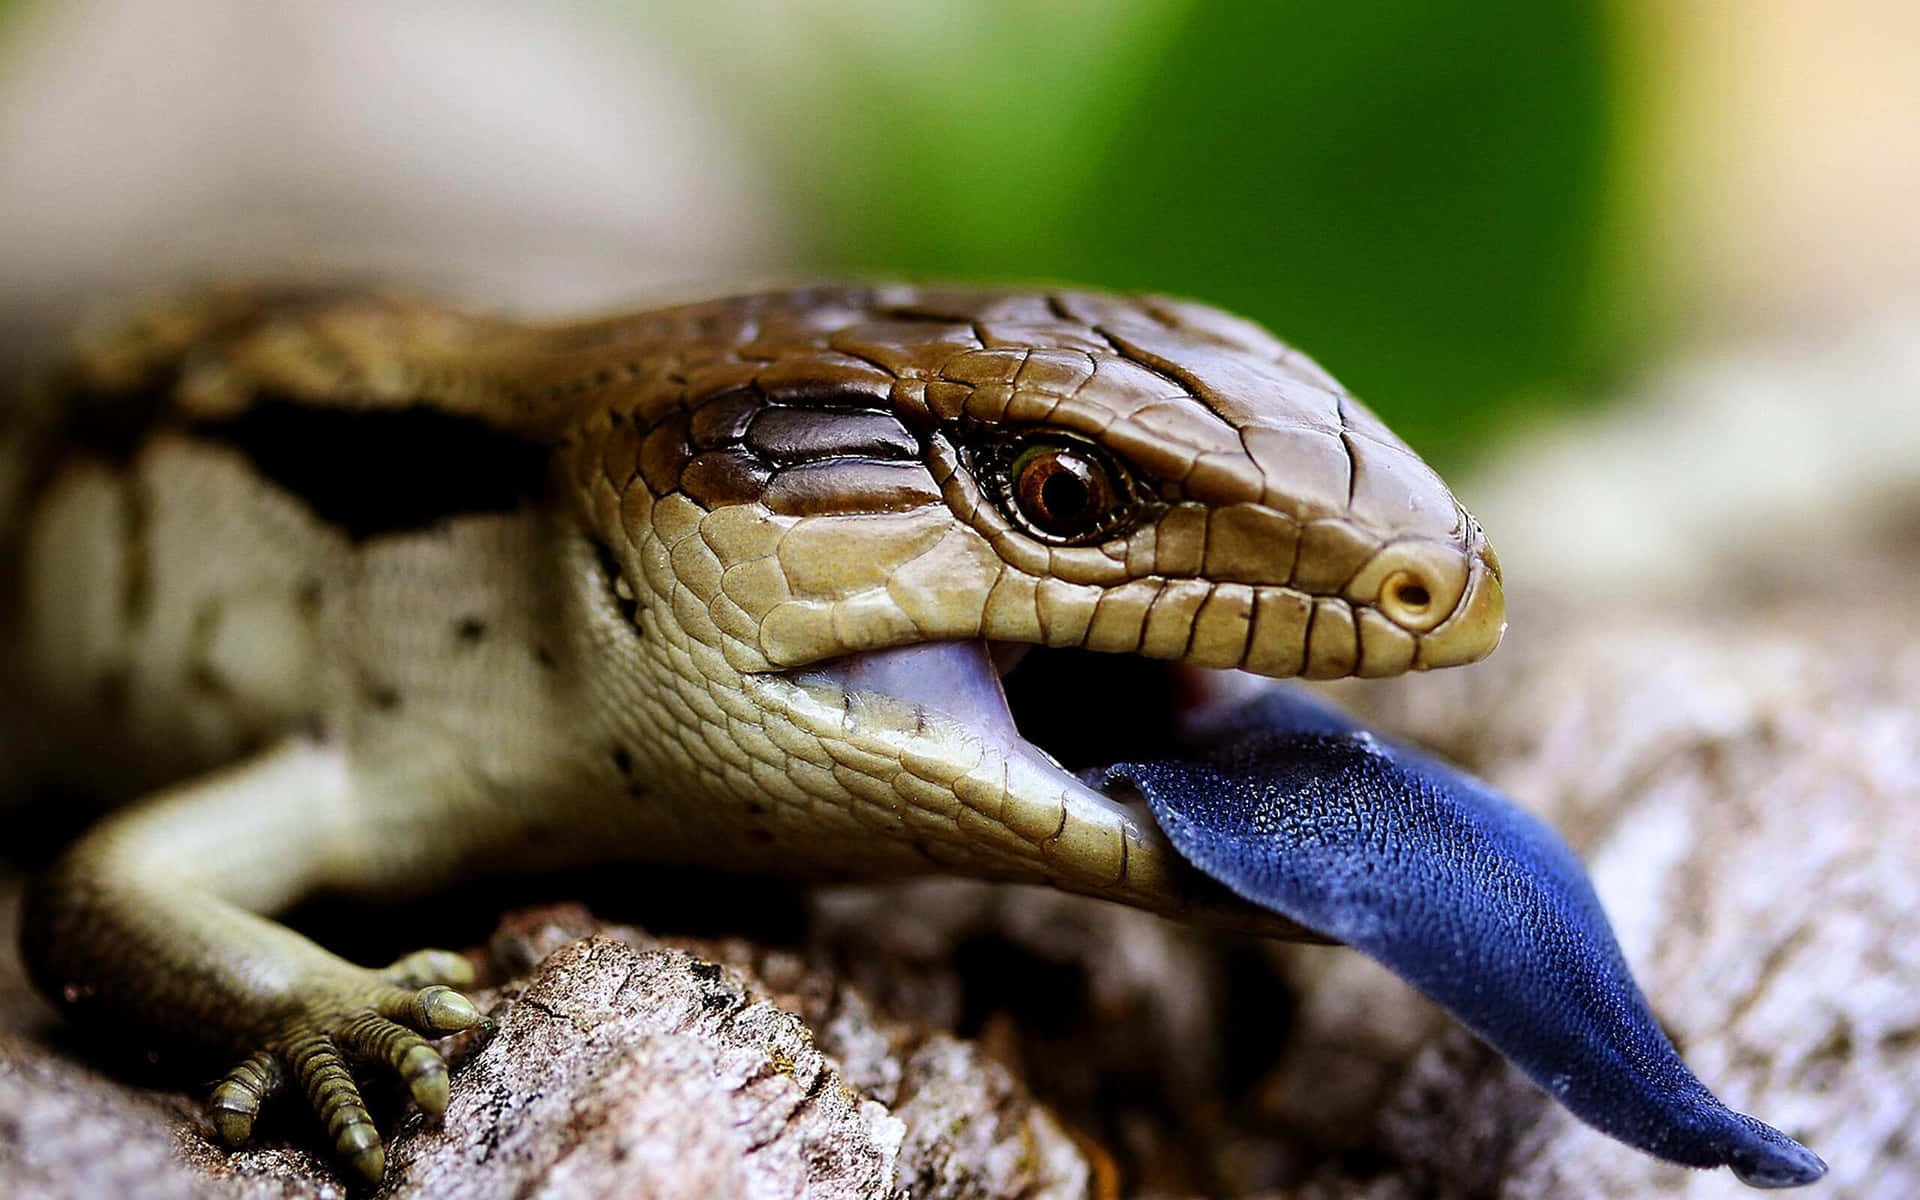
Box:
(19, 737), (486, 1184)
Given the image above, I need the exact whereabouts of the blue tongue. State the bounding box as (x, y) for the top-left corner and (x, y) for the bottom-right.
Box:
(1090, 687), (1825, 1189)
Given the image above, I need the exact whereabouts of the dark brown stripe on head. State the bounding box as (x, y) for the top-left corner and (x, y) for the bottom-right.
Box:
(688, 389), (759, 449)
(670, 377), (932, 514)
(680, 450), (771, 507)
(745, 409), (918, 464)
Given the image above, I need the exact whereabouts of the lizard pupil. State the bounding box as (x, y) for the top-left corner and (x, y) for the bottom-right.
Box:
(1037, 461), (1089, 520)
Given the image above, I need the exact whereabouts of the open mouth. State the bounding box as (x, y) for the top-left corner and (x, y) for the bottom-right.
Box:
(786, 640), (1222, 898)
(799, 640), (1215, 785)
(781, 638), (1828, 1190)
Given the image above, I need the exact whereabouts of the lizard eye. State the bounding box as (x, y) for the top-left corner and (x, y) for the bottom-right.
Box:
(994, 435), (1132, 544)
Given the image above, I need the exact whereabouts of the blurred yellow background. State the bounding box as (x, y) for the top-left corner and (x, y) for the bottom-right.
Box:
(0, 0), (1913, 470)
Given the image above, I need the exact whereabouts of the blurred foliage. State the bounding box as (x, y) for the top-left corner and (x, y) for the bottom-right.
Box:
(640, 0), (1612, 467)
(0, 0), (1611, 466)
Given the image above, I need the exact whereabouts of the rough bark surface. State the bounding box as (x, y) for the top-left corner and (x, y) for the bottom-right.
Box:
(0, 898), (1091, 1199)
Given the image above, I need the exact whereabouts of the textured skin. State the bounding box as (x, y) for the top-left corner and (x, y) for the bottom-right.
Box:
(2, 285), (1503, 1182)
(1100, 688), (1827, 1188)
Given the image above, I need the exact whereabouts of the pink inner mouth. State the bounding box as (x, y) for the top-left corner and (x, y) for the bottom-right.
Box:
(790, 639), (1276, 857)
(792, 640), (1167, 838)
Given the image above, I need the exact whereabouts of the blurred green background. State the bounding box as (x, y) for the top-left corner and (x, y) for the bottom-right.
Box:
(3, 0), (1911, 472)
(640, 0), (1615, 468)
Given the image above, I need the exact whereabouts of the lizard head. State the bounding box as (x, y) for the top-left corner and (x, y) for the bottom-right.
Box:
(574, 286), (1502, 927)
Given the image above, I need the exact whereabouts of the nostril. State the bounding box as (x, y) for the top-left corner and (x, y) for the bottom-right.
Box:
(1347, 549), (1467, 635)
(1381, 570), (1433, 621)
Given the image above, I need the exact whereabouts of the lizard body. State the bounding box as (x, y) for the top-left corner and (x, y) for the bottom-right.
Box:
(2, 286), (1821, 1188)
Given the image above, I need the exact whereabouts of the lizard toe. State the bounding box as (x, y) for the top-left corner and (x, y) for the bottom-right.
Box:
(208, 1049), (284, 1147)
(340, 1011), (454, 1117)
(377, 982), (486, 1036)
(283, 1030), (386, 1184)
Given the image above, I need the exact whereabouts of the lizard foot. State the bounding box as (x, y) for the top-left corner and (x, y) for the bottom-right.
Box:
(207, 964), (484, 1184)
